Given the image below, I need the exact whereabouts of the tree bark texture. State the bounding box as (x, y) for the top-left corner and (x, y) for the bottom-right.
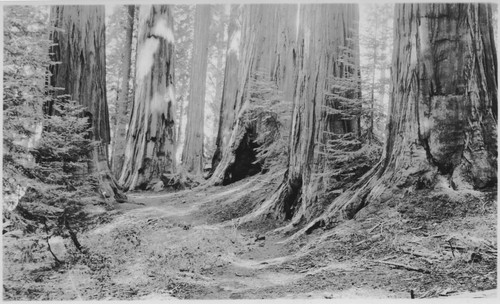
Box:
(209, 4), (298, 185)
(49, 5), (126, 203)
(111, 5), (135, 177)
(181, 4), (211, 175)
(118, 5), (176, 191)
(211, 4), (242, 172)
(263, 4), (361, 222)
(320, 3), (497, 224)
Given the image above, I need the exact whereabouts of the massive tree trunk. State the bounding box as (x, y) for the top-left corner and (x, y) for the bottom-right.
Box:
(319, 3), (497, 225)
(209, 4), (298, 185)
(181, 4), (211, 175)
(118, 5), (176, 191)
(111, 5), (135, 177)
(249, 4), (361, 223)
(49, 5), (126, 203)
(211, 4), (242, 172)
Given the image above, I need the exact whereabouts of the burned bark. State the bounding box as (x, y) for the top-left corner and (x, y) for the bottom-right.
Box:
(49, 5), (126, 203)
(118, 5), (177, 191)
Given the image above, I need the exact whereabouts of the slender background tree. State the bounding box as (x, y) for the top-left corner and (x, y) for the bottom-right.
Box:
(107, 5), (136, 177)
(181, 4), (211, 175)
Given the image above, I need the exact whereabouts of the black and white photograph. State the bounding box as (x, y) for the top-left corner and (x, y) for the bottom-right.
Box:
(1, 0), (498, 300)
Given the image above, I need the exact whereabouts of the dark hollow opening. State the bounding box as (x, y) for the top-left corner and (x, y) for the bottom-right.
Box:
(223, 126), (262, 185)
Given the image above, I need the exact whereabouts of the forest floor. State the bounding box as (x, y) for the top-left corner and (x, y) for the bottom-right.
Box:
(3, 173), (498, 300)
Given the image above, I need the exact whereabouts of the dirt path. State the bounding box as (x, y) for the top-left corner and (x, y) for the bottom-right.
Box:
(79, 178), (411, 299)
(4, 177), (496, 300)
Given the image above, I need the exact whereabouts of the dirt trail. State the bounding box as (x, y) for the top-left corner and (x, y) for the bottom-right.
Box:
(4, 176), (495, 300)
(83, 178), (409, 299)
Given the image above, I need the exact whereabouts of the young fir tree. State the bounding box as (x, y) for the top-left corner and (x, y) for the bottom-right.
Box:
(3, 6), (99, 262)
(3, 5), (51, 211)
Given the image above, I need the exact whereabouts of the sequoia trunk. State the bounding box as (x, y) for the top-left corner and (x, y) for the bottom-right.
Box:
(118, 5), (176, 191)
(49, 5), (126, 203)
(209, 4), (298, 185)
(258, 4), (361, 223)
(322, 3), (497, 224)
(211, 4), (242, 171)
(181, 5), (211, 175)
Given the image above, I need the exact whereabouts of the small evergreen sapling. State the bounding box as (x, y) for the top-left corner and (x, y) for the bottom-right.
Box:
(3, 6), (101, 264)
(243, 70), (292, 173)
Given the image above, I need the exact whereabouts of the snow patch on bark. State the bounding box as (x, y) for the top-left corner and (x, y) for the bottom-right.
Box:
(136, 38), (159, 80)
(228, 30), (241, 59)
(151, 18), (174, 42)
(150, 85), (176, 119)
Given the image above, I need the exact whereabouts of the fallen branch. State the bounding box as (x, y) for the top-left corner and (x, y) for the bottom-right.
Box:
(443, 245), (466, 251)
(371, 260), (430, 274)
(401, 249), (440, 260)
(428, 234), (447, 238)
(381, 254), (398, 261)
(368, 222), (382, 233)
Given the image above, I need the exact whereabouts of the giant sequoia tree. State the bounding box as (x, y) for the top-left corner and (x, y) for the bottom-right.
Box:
(181, 4), (211, 175)
(318, 3), (497, 225)
(248, 4), (361, 223)
(119, 5), (176, 191)
(209, 4), (298, 185)
(49, 5), (125, 202)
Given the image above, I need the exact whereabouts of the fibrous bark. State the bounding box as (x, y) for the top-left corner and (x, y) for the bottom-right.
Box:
(211, 4), (242, 172)
(111, 5), (135, 177)
(321, 3), (497, 224)
(118, 5), (176, 191)
(259, 4), (361, 223)
(209, 4), (298, 185)
(49, 5), (126, 203)
(181, 4), (211, 175)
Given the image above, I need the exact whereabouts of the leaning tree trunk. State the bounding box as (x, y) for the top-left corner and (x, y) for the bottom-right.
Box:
(248, 4), (361, 224)
(181, 4), (211, 175)
(317, 3), (497, 227)
(49, 5), (126, 203)
(111, 5), (135, 177)
(118, 5), (176, 191)
(208, 4), (298, 186)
